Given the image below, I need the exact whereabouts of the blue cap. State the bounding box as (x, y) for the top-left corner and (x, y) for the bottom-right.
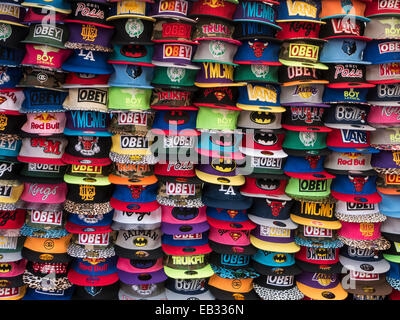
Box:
(108, 64), (154, 89)
(71, 256), (118, 277)
(0, 47), (24, 67)
(0, 67), (22, 89)
(23, 287), (74, 300)
(0, 139), (21, 160)
(237, 83), (281, 109)
(233, 22), (277, 40)
(247, 197), (298, 229)
(365, 40), (400, 64)
(64, 110), (112, 137)
(21, 0), (71, 14)
(108, 44), (154, 66)
(151, 109), (197, 134)
(201, 183), (253, 210)
(323, 87), (369, 104)
(323, 104), (375, 131)
(62, 49), (113, 75)
(21, 88), (67, 113)
(283, 155), (335, 180)
(20, 224), (69, 239)
(320, 39), (370, 64)
(162, 233), (209, 247)
(196, 132), (243, 155)
(111, 183), (158, 208)
(378, 192), (400, 218)
(67, 210), (114, 228)
(388, 261), (400, 280)
(252, 250), (296, 267)
(276, 0), (323, 23)
(331, 174), (381, 203)
(233, 40), (281, 65)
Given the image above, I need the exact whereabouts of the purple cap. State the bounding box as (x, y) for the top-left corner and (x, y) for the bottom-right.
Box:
(251, 225), (295, 244)
(161, 221), (210, 235)
(296, 271), (340, 290)
(117, 268), (167, 285)
(66, 23), (114, 50)
(195, 62), (245, 87)
(152, 43), (198, 69)
(371, 150), (400, 169)
(196, 163), (240, 178)
(148, 0), (194, 23)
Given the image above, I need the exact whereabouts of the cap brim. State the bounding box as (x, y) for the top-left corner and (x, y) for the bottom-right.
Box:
(279, 58), (329, 70)
(290, 214), (342, 230)
(108, 174), (158, 186)
(195, 82), (246, 88)
(68, 269), (119, 286)
(281, 79), (329, 86)
(207, 216), (256, 230)
(195, 147), (245, 160)
(383, 253), (400, 263)
(202, 195), (253, 211)
(165, 288), (215, 300)
(163, 264), (214, 279)
(195, 169), (245, 186)
(208, 287), (260, 300)
(107, 15), (155, 22)
(250, 235), (300, 253)
(240, 191), (292, 201)
(110, 198), (160, 212)
(281, 124), (332, 132)
(331, 190), (382, 204)
(252, 261), (302, 276)
(326, 83), (375, 89)
(339, 256), (390, 274)
(296, 260), (343, 274)
(296, 281), (348, 300)
(209, 240), (257, 255)
(114, 245), (164, 260)
(161, 221), (210, 235)
(248, 214), (298, 230)
(324, 123), (376, 131)
(284, 171), (336, 180)
(328, 146), (379, 153)
(161, 243), (212, 256)
(239, 147), (287, 159)
(236, 104), (286, 112)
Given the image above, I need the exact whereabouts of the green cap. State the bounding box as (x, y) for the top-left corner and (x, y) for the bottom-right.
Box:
(196, 106), (239, 131)
(234, 64), (279, 84)
(282, 131), (327, 151)
(63, 164), (111, 186)
(285, 177), (332, 201)
(151, 66), (197, 88)
(108, 87), (152, 111)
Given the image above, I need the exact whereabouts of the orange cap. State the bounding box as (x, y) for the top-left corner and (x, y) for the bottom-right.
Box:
(320, 0), (368, 22)
(208, 274), (253, 293)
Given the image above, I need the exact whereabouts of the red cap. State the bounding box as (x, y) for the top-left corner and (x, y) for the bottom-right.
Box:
(365, 0), (400, 17)
(154, 161), (196, 178)
(189, 0), (237, 21)
(331, 190), (382, 204)
(61, 153), (112, 166)
(162, 242), (212, 256)
(64, 73), (110, 87)
(276, 22), (321, 41)
(0, 209), (26, 229)
(67, 268), (118, 287)
(326, 128), (372, 149)
(240, 177), (287, 197)
(110, 198), (160, 213)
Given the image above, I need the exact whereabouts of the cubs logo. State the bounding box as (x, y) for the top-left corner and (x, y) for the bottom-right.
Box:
(342, 39), (357, 56)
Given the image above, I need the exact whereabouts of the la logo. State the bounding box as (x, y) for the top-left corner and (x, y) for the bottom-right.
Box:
(219, 185), (236, 195)
(78, 50), (95, 61)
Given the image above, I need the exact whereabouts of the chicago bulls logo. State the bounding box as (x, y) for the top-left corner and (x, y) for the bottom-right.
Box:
(266, 199), (286, 217)
(349, 175), (368, 192)
(248, 40), (268, 58)
(305, 156), (320, 169)
(128, 185), (145, 199)
(75, 136), (100, 156)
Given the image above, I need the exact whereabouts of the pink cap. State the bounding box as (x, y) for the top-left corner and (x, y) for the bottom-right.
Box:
(20, 182), (67, 204)
(22, 44), (72, 70)
(117, 257), (163, 273)
(208, 226), (251, 246)
(338, 221), (382, 240)
(161, 205), (207, 224)
(17, 137), (67, 165)
(0, 259), (27, 278)
(0, 90), (25, 115)
(154, 161), (196, 178)
(367, 106), (400, 127)
(21, 112), (66, 136)
(162, 240), (212, 256)
(23, 8), (68, 23)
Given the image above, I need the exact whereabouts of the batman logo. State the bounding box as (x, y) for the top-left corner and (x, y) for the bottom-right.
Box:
(135, 251), (150, 258)
(255, 178), (280, 191)
(126, 65), (143, 79)
(316, 248), (327, 257)
(130, 259), (156, 269)
(211, 158), (236, 173)
(210, 134), (234, 147)
(171, 207), (199, 221)
(0, 280), (9, 287)
(0, 264), (11, 273)
(253, 131), (277, 146)
(134, 237), (148, 247)
(250, 111), (275, 124)
(273, 254), (287, 263)
(164, 110), (189, 126)
(342, 40), (356, 56)
(121, 44), (147, 58)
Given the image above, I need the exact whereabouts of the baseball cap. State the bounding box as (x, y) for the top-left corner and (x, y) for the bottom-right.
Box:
(233, 1), (280, 28)
(372, 150), (400, 175)
(195, 131), (244, 160)
(114, 228), (162, 260)
(151, 66), (197, 89)
(107, 0), (155, 22)
(118, 282), (167, 300)
(240, 130), (287, 159)
(192, 87), (239, 111)
(164, 278), (215, 300)
(21, 209), (68, 239)
(290, 200), (341, 230)
(21, 88), (67, 113)
(195, 159), (245, 186)
(236, 83), (283, 112)
(235, 64), (279, 84)
(110, 183), (159, 213)
(365, 0), (400, 17)
(164, 253), (214, 279)
(323, 104), (375, 131)
(379, 191), (400, 217)
(194, 62), (245, 88)
(150, 109), (198, 136)
(253, 274), (304, 300)
(319, 17), (370, 41)
(65, 211), (113, 234)
(233, 39), (281, 66)
(108, 162), (157, 186)
(279, 40), (328, 70)
(192, 18), (241, 45)
(0, 208), (25, 231)
(339, 245), (390, 273)
(280, 84), (328, 107)
(64, 164), (111, 186)
(63, 72), (110, 88)
(367, 84), (400, 106)
(18, 182), (66, 211)
(250, 225), (300, 253)
(295, 246), (342, 274)
(108, 44), (155, 66)
(381, 216), (400, 242)
(62, 136), (111, 166)
(237, 110), (282, 130)
(161, 205), (209, 235)
(162, 232), (212, 256)
(63, 110), (111, 137)
(376, 173), (400, 195)
(296, 271), (348, 300)
(281, 106), (331, 132)
(326, 128), (378, 153)
(22, 234), (72, 263)
(208, 275), (259, 300)
(193, 40), (239, 66)
(251, 250), (301, 276)
(17, 137), (67, 165)
(283, 155), (335, 180)
(110, 18), (154, 46)
(201, 183), (252, 210)
(326, 64), (374, 89)
(206, 207), (255, 231)
(240, 177), (290, 201)
(108, 110), (154, 136)
(371, 128), (400, 150)
(368, 105), (400, 128)
(366, 63), (400, 84)
(335, 200), (385, 223)
(325, 151), (375, 175)
(112, 207), (161, 231)
(320, 0), (369, 21)
(151, 87), (194, 110)
(0, 286), (26, 300)
(247, 198), (297, 230)
(331, 174), (382, 204)
(62, 50), (113, 75)
(22, 44), (72, 70)
(21, 112), (65, 137)
(72, 282), (119, 300)
(365, 40), (400, 64)
(295, 225), (343, 249)
(284, 177), (332, 201)
(117, 257), (167, 285)
(62, 87), (109, 113)
(68, 256), (118, 286)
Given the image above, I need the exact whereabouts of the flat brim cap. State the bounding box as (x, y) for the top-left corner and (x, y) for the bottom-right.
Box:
(279, 40), (328, 70)
(339, 256), (390, 274)
(209, 240), (257, 256)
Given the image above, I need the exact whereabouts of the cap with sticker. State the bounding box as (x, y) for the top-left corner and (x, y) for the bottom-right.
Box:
(62, 87), (109, 113)
(162, 232), (212, 256)
(284, 177), (332, 201)
(164, 253), (214, 280)
(114, 228), (163, 260)
(194, 62), (245, 87)
(107, 0), (154, 21)
(320, 39), (370, 65)
(22, 23), (69, 49)
(282, 130), (329, 156)
(193, 87), (239, 111)
(279, 66), (328, 86)
(340, 245), (390, 273)
(365, 40), (400, 64)
(326, 64), (375, 89)
(62, 49), (113, 75)
(233, 1), (280, 28)
(108, 45), (155, 67)
(280, 84), (328, 107)
(195, 159), (245, 186)
(284, 155), (335, 180)
(279, 40), (328, 70)
(64, 111), (111, 137)
(368, 105), (400, 127)
(365, 0), (400, 17)
(192, 17), (240, 45)
(237, 110), (282, 130)
(201, 183), (253, 211)
(206, 207), (256, 231)
(324, 104), (375, 131)
(364, 17), (400, 40)
(290, 200), (341, 230)
(320, 0), (369, 22)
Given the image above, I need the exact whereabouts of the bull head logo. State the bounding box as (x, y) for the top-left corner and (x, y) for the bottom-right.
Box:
(128, 185), (145, 199)
(266, 199), (286, 217)
(349, 175), (368, 192)
(248, 41), (268, 58)
(305, 156), (320, 169)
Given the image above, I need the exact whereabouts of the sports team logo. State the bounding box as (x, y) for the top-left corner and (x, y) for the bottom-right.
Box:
(299, 131), (317, 147)
(75, 136), (100, 156)
(0, 23), (11, 41)
(348, 175), (368, 192)
(167, 67), (186, 82)
(81, 24), (98, 42)
(251, 64), (269, 78)
(248, 40), (268, 58)
(209, 40), (226, 58)
(342, 39), (357, 56)
(125, 18), (144, 38)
